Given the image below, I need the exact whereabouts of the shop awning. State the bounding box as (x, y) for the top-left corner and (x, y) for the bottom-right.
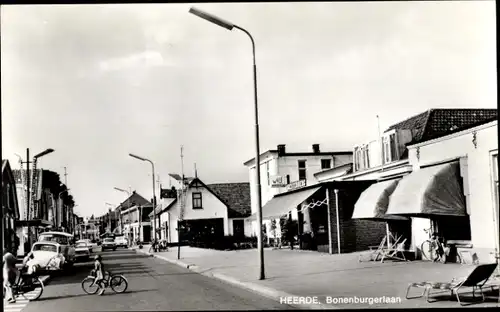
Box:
(386, 162), (467, 217)
(247, 186), (322, 221)
(352, 179), (409, 220)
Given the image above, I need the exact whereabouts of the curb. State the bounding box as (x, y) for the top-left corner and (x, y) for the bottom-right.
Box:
(136, 249), (338, 310)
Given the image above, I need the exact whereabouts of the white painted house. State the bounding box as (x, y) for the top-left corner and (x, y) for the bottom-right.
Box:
(152, 177), (252, 244)
(404, 119), (498, 264)
(243, 144), (352, 239)
(315, 108), (497, 262)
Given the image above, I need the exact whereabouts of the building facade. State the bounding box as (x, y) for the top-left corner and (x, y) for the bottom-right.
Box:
(153, 178), (252, 244)
(120, 191), (154, 244)
(322, 108), (498, 260)
(404, 120), (498, 263)
(244, 144), (352, 239)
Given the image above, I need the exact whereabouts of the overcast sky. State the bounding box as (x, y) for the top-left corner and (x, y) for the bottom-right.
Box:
(1, 2), (496, 218)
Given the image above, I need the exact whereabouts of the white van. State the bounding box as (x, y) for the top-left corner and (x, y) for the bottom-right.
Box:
(38, 231), (76, 268)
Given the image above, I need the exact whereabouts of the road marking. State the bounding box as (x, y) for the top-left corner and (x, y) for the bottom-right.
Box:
(3, 289), (42, 312)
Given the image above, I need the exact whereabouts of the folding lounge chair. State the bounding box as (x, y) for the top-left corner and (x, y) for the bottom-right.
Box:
(380, 239), (408, 263)
(358, 236), (386, 262)
(405, 263), (499, 306)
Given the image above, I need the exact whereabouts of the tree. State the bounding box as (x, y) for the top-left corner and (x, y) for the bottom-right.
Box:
(270, 219), (277, 247)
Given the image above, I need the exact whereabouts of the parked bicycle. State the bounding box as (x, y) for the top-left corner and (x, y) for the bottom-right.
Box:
(420, 228), (451, 263)
(149, 240), (168, 253)
(81, 270), (128, 295)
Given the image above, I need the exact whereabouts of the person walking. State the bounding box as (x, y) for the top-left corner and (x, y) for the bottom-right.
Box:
(3, 248), (18, 303)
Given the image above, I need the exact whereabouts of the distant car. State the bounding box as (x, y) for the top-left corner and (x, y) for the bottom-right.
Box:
(76, 239), (93, 253)
(114, 236), (128, 248)
(101, 238), (117, 251)
(74, 241), (91, 262)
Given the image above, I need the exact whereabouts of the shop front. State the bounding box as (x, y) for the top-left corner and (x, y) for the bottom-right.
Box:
(246, 181), (387, 254)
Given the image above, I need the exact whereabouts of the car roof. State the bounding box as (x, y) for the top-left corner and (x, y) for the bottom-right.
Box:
(40, 232), (74, 237)
(33, 241), (59, 246)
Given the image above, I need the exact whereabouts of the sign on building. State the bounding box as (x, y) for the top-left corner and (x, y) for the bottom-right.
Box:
(286, 180), (306, 192)
(270, 176), (287, 188)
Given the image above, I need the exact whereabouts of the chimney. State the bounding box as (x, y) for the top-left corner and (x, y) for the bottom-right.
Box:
(277, 144), (286, 156)
(312, 144), (320, 154)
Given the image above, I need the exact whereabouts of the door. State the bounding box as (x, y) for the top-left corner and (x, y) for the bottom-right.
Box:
(233, 220), (244, 239)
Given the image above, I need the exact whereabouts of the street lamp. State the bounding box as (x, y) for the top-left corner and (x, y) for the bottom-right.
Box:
(129, 153), (157, 242)
(189, 7), (265, 280)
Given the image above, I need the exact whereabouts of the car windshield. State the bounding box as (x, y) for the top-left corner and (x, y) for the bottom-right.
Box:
(75, 243), (87, 248)
(104, 238), (114, 242)
(39, 234), (71, 245)
(33, 244), (58, 253)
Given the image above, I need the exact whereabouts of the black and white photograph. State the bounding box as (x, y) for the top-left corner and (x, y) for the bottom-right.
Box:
(1, 1), (498, 310)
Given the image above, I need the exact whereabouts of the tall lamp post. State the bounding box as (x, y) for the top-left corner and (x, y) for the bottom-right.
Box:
(25, 148), (55, 248)
(129, 153), (157, 242)
(114, 187), (131, 234)
(189, 7), (265, 280)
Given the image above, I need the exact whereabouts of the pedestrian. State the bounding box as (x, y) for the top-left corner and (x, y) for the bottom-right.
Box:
(93, 255), (106, 295)
(3, 248), (18, 303)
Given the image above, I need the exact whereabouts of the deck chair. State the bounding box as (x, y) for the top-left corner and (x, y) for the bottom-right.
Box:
(380, 239), (408, 263)
(405, 263), (499, 306)
(358, 236), (387, 262)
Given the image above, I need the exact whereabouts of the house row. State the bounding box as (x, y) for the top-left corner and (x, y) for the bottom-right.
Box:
(244, 108), (498, 263)
(2, 161), (80, 257)
(105, 107), (497, 265)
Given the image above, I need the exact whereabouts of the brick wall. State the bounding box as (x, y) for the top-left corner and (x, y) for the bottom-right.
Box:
(326, 185), (387, 253)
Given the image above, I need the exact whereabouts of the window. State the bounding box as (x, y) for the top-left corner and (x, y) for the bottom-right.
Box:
(192, 192), (202, 209)
(383, 132), (399, 164)
(266, 162), (270, 185)
(354, 145), (370, 171)
(298, 160), (307, 181)
(363, 145), (370, 168)
(321, 159), (331, 170)
(286, 175), (291, 185)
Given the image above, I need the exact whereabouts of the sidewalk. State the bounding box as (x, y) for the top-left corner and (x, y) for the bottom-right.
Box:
(137, 245), (500, 309)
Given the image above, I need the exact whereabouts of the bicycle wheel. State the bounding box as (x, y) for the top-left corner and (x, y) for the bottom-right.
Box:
(110, 275), (128, 293)
(20, 277), (44, 301)
(420, 240), (435, 261)
(82, 277), (100, 295)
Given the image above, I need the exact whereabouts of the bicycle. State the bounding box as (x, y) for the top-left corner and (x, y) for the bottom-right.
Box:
(420, 228), (448, 263)
(3, 264), (45, 302)
(81, 270), (128, 295)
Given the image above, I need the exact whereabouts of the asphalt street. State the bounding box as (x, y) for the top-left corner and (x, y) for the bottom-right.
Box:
(21, 247), (295, 311)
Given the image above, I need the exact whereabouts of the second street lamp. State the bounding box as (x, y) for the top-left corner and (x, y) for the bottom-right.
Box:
(189, 7), (265, 280)
(114, 187), (131, 234)
(129, 153), (157, 242)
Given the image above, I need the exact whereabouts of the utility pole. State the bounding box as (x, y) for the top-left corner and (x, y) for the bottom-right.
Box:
(25, 148), (32, 249)
(178, 146), (185, 260)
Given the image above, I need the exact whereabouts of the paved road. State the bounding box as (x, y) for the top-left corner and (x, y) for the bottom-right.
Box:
(22, 248), (294, 311)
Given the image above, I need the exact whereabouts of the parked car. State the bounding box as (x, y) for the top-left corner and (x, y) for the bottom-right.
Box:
(74, 241), (91, 262)
(101, 238), (117, 251)
(77, 239), (93, 253)
(38, 231), (76, 267)
(30, 242), (68, 271)
(115, 236), (128, 248)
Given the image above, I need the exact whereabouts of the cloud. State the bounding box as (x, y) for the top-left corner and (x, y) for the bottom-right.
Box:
(98, 50), (169, 72)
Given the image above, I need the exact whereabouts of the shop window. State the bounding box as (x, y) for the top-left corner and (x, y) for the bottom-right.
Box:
(192, 192), (202, 209)
(435, 216), (471, 241)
